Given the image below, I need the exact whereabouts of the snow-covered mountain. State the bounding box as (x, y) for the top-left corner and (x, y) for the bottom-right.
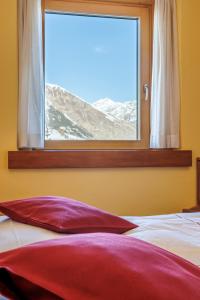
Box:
(45, 84), (136, 140)
(93, 98), (137, 122)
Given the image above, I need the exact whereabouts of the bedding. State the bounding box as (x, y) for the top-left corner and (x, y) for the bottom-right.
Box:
(1, 213), (200, 266)
(0, 196), (136, 234)
(1, 233), (200, 300)
(125, 213), (200, 267)
(1, 212), (200, 299)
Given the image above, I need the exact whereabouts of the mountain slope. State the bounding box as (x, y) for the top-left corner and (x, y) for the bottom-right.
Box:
(46, 104), (93, 140)
(45, 84), (136, 140)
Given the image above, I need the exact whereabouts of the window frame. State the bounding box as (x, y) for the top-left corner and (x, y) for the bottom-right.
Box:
(43, 0), (153, 150)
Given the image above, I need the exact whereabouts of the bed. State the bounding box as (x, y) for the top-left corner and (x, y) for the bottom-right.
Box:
(1, 212), (200, 267)
(1, 199), (200, 299)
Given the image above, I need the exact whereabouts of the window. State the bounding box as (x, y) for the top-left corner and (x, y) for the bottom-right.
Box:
(14, 0), (184, 168)
(44, 0), (151, 149)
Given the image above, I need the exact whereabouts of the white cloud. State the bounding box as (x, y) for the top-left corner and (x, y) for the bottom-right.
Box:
(94, 46), (107, 54)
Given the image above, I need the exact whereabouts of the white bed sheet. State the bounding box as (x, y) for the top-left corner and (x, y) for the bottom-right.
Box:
(0, 215), (69, 253)
(124, 213), (200, 267)
(1, 213), (200, 266)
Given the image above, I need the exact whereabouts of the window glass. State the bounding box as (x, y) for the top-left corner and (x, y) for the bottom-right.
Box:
(45, 13), (139, 141)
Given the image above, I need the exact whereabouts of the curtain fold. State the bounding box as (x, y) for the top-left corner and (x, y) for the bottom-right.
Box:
(150, 0), (180, 148)
(18, 0), (44, 149)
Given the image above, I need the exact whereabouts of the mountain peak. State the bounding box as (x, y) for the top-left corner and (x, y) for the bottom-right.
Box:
(45, 83), (136, 140)
(94, 98), (115, 105)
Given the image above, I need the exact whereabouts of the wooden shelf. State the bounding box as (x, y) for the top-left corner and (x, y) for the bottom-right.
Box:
(183, 206), (200, 213)
(197, 158), (200, 206)
(8, 149), (192, 169)
(183, 158), (200, 212)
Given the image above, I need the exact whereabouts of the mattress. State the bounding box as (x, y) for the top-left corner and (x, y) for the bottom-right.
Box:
(1, 212), (200, 266)
(124, 213), (200, 267)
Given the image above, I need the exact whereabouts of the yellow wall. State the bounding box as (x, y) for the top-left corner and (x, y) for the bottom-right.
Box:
(0, 0), (200, 215)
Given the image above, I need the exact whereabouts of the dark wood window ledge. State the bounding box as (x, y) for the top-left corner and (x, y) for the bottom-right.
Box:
(8, 150), (192, 169)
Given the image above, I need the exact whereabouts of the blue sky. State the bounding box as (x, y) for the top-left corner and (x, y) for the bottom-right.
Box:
(45, 13), (138, 103)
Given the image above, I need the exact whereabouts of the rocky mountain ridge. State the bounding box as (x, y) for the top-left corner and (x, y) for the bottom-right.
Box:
(45, 84), (137, 140)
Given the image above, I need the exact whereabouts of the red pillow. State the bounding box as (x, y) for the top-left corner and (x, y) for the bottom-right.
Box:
(0, 196), (136, 233)
(1, 233), (200, 300)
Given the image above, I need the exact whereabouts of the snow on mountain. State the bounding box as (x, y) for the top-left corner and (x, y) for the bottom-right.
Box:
(45, 103), (93, 140)
(45, 84), (136, 140)
(93, 98), (137, 122)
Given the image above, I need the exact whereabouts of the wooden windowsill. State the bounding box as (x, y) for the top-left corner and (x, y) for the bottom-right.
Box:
(8, 149), (192, 169)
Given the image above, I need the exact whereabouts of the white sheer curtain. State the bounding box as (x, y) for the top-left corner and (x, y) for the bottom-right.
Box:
(150, 0), (180, 148)
(18, 0), (44, 149)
